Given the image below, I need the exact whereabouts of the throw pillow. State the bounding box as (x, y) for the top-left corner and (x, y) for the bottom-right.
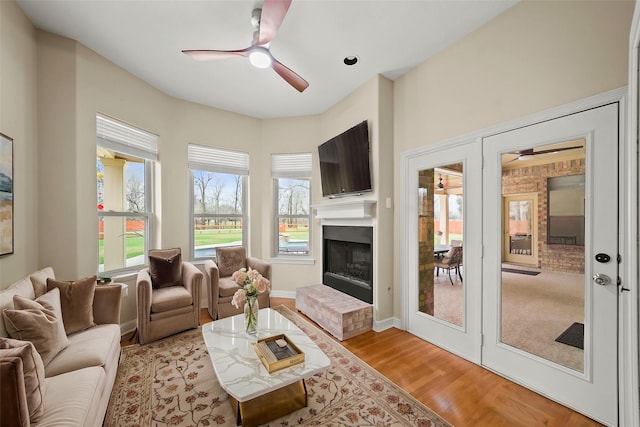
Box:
(0, 337), (46, 422)
(46, 275), (97, 335)
(149, 248), (182, 289)
(2, 287), (70, 366)
(217, 246), (247, 278)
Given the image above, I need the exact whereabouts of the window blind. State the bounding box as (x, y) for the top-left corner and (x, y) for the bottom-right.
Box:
(96, 114), (158, 161)
(271, 153), (312, 179)
(188, 144), (249, 176)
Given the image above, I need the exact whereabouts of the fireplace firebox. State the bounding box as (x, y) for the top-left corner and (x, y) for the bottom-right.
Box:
(322, 226), (373, 304)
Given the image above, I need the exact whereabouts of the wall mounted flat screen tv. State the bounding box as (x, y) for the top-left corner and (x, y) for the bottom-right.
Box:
(318, 120), (372, 198)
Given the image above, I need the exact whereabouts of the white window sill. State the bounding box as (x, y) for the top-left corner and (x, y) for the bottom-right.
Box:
(268, 256), (316, 265)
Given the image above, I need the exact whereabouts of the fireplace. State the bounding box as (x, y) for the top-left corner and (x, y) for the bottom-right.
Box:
(322, 226), (373, 304)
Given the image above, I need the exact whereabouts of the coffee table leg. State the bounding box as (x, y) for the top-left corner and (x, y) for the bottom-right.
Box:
(231, 379), (307, 427)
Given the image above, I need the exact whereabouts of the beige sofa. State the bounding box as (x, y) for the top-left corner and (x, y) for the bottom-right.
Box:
(0, 267), (122, 427)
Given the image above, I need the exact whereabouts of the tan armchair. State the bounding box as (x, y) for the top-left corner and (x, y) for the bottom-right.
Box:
(136, 248), (203, 344)
(204, 246), (271, 319)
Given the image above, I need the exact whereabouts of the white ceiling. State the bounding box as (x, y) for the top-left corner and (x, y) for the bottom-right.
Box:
(17, 0), (518, 119)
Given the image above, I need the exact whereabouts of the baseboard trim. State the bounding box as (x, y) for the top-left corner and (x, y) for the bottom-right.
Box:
(270, 290), (297, 299)
(373, 316), (399, 332)
(120, 319), (137, 336)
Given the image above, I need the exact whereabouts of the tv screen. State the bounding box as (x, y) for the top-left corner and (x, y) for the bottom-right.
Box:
(318, 120), (372, 198)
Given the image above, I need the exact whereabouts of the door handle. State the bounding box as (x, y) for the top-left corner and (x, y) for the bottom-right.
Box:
(593, 273), (611, 286)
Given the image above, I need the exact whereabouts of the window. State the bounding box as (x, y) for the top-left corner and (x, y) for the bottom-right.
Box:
(272, 153), (312, 256)
(96, 114), (157, 274)
(188, 144), (248, 260)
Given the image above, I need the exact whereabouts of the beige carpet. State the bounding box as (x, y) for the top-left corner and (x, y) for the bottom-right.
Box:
(430, 266), (584, 372)
(105, 305), (451, 427)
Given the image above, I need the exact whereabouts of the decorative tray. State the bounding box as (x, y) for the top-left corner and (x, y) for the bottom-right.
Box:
(253, 333), (305, 373)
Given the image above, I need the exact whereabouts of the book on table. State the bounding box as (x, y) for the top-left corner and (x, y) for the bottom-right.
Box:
(254, 334), (305, 373)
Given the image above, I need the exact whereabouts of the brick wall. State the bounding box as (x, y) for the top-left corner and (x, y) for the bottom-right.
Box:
(502, 159), (585, 274)
(418, 169), (435, 314)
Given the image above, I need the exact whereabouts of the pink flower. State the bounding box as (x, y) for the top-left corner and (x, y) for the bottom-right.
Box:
(255, 276), (270, 293)
(230, 268), (271, 308)
(231, 289), (247, 309)
(231, 269), (248, 286)
(247, 269), (260, 281)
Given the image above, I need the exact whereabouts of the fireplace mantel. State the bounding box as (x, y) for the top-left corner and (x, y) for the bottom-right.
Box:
(312, 199), (376, 220)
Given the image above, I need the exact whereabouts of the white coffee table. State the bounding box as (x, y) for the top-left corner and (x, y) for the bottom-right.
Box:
(202, 308), (331, 427)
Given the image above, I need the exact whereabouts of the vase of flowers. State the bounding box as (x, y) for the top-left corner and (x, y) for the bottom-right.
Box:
(231, 267), (271, 334)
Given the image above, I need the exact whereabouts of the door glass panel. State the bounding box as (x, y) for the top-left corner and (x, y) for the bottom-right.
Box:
(418, 164), (463, 326)
(500, 139), (586, 372)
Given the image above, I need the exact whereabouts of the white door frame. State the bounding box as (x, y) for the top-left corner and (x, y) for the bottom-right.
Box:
(621, 2), (640, 426)
(400, 85), (638, 424)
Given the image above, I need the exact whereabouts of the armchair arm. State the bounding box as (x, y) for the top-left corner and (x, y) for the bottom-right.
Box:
(93, 284), (122, 325)
(181, 262), (203, 307)
(136, 268), (153, 342)
(247, 257), (272, 281)
(0, 356), (30, 427)
(204, 260), (220, 319)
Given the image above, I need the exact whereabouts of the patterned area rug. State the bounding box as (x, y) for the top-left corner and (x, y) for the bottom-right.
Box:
(105, 305), (451, 427)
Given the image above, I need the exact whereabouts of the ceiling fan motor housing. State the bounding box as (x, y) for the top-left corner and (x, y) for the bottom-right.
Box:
(251, 8), (262, 29)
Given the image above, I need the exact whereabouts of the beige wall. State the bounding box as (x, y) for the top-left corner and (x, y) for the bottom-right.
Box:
(0, 1), (393, 328)
(1, 0), (632, 328)
(0, 0), (38, 284)
(393, 0), (633, 317)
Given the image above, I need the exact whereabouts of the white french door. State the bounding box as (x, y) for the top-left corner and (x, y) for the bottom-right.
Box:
(404, 139), (482, 363)
(482, 104), (619, 425)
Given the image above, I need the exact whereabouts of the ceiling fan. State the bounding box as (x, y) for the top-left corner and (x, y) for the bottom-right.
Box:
(181, 0), (309, 93)
(508, 145), (583, 162)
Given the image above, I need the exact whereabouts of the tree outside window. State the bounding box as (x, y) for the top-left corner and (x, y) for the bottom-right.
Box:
(192, 170), (246, 259)
(275, 178), (310, 255)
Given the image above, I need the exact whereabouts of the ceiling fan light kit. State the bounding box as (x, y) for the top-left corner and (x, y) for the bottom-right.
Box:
(182, 0), (309, 92)
(249, 47), (272, 68)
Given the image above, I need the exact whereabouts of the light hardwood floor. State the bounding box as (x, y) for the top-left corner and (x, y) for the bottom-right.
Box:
(270, 298), (601, 427)
(133, 297), (604, 426)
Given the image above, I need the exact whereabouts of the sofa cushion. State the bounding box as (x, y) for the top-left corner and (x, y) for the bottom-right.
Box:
(41, 366), (105, 427)
(29, 267), (55, 298)
(0, 277), (36, 338)
(45, 324), (120, 377)
(218, 276), (242, 298)
(2, 288), (70, 366)
(46, 276), (97, 335)
(0, 338), (45, 422)
(217, 246), (247, 277)
(149, 248), (182, 289)
(150, 286), (193, 313)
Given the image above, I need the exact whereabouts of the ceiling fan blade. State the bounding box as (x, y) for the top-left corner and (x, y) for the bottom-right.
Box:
(530, 145), (584, 156)
(182, 48), (249, 61)
(271, 57), (309, 92)
(258, 0), (292, 45)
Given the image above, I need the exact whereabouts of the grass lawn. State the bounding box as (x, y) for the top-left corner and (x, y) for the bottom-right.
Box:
(99, 229), (311, 263)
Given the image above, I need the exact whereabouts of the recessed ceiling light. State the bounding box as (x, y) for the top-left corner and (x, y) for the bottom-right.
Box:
(343, 56), (359, 66)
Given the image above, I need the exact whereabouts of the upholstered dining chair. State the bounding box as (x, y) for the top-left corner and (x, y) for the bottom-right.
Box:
(204, 246), (271, 320)
(434, 245), (463, 286)
(136, 248), (203, 344)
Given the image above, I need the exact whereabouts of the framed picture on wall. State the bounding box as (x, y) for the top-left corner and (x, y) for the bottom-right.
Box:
(1, 133), (13, 256)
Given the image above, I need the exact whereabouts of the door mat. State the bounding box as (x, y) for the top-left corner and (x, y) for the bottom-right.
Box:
(555, 322), (584, 349)
(501, 267), (540, 276)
